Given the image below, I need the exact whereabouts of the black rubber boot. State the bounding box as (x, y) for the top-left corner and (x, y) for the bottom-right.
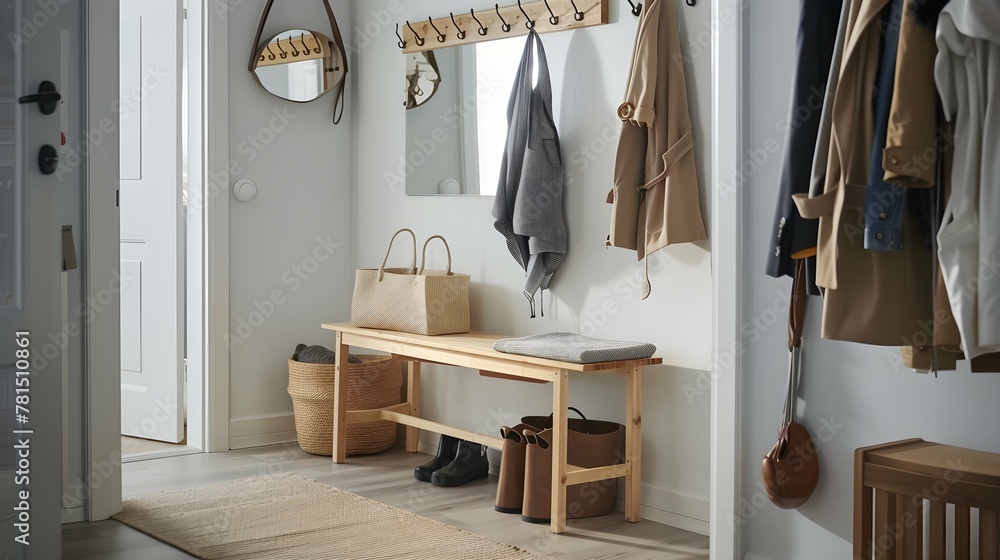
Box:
(431, 440), (490, 487)
(414, 434), (460, 482)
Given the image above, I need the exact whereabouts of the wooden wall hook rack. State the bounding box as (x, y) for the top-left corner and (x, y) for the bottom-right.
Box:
(400, 0), (609, 54)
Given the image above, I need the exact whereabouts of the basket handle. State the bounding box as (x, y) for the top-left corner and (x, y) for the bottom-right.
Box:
(543, 407), (590, 432)
(378, 228), (417, 281)
(417, 235), (453, 275)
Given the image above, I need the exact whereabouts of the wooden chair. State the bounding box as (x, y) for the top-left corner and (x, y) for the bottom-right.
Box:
(854, 439), (1000, 559)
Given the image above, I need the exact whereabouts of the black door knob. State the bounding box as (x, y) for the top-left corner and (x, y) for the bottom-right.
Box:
(38, 145), (59, 175)
(18, 81), (61, 115)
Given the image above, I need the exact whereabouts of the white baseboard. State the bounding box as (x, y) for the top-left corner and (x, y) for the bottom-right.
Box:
(421, 434), (709, 535)
(613, 481), (710, 536)
(229, 413), (296, 450)
(743, 554), (776, 560)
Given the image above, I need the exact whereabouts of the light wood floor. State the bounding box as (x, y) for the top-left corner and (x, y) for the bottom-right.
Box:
(63, 444), (710, 559)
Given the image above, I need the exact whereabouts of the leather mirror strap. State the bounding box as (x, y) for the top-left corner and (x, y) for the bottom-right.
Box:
(248, 0), (276, 72)
(320, 0), (348, 123)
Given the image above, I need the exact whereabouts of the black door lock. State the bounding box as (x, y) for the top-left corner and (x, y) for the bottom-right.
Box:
(38, 145), (59, 175)
(18, 81), (61, 115)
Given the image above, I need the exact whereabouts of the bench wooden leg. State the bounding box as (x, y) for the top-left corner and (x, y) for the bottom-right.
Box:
(550, 370), (569, 534)
(332, 331), (348, 464)
(854, 449), (873, 560)
(981, 509), (1000, 559)
(625, 366), (642, 523)
(406, 361), (421, 453)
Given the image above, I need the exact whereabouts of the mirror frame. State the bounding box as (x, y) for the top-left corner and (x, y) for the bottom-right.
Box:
(251, 30), (339, 104)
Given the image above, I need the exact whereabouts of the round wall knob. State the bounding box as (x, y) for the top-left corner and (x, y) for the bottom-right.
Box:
(233, 178), (257, 202)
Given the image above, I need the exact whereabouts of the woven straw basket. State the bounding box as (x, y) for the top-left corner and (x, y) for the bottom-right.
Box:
(287, 355), (401, 456)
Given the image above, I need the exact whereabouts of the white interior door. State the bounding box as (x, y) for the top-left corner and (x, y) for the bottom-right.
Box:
(119, 0), (184, 443)
(1, 0), (85, 552)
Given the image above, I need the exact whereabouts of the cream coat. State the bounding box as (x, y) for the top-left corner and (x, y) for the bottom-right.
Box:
(607, 0), (707, 297)
(935, 0), (1000, 359)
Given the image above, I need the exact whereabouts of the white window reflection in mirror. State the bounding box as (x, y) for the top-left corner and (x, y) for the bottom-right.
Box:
(403, 36), (524, 196)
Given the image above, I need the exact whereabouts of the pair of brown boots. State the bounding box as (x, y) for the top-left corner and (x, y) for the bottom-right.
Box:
(495, 423), (619, 524)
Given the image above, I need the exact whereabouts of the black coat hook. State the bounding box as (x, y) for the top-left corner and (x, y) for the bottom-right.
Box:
(405, 20), (426, 46)
(517, 0), (534, 29)
(297, 32), (309, 55)
(570, 0), (584, 21)
(265, 43), (276, 60)
(275, 39), (287, 59)
(450, 12), (467, 39)
(627, 0), (642, 16)
(395, 23), (405, 48)
(496, 4), (512, 32)
(471, 9), (488, 35)
(289, 36), (300, 57)
(428, 17), (446, 42)
(543, 0), (559, 24)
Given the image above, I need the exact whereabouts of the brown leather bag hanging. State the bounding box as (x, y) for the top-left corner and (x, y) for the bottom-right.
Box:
(761, 259), (819, 509)
(248, 0), (349, 124)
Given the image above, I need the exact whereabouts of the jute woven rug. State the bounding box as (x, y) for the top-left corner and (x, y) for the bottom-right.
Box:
(112, 473), (543, 560)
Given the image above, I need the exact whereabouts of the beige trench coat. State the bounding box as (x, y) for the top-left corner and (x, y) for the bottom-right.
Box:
(607, 0), (707, 297)
(793, 0), (933, 346)
(883, 1), (962, 369)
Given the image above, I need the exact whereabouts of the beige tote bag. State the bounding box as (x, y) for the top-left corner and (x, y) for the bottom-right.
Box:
(351, 229), (471, 336)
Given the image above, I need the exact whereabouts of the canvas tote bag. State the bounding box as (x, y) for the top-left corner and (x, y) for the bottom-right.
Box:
(351, 229), (471, 336)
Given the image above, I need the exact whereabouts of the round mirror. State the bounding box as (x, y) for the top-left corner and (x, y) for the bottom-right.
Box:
(405, 51), (441, 109)
(252, 29), (343, 103)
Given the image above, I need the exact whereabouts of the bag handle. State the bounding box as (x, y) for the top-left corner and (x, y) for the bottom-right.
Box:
(782, 259), (809, 426)
(543, 406), (589, 432)
(417, 235), (454, 275)
(788, 259), (808, 351)
(378, 228), (417, 281)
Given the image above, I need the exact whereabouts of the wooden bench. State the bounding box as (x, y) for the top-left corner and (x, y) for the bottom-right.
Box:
(322, 322), (662, 534)
(854, 439), (1000, 559)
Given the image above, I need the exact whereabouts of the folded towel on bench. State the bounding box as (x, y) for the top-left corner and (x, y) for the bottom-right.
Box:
(493, 333), (656, 364)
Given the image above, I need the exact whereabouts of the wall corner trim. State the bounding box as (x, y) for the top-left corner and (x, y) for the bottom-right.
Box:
(710, 0), (746, 558)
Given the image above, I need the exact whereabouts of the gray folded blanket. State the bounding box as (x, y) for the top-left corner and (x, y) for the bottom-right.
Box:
(492, 333), (656, 364)
(292, 343), (361, 364)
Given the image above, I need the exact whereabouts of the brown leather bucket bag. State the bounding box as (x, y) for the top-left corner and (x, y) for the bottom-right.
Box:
(762, 259), (819, 509)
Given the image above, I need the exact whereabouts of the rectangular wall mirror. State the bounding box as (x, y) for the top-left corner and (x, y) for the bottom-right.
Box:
(404, 36), (524, 196)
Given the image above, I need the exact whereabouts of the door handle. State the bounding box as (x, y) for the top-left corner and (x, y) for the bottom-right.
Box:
(18, 81), (61, 115)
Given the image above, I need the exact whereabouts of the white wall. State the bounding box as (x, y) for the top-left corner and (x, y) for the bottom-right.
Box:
(226, 0), (355, 448)
(742, 3), (1000, 559)
(351, 0), (714, 531)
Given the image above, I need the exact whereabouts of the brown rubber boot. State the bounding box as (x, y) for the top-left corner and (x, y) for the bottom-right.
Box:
(520, 428), (554, 523)
(495, 424), (534, 513)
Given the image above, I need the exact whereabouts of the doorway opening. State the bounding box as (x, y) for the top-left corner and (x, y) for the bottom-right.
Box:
(118, 0), (203, 462)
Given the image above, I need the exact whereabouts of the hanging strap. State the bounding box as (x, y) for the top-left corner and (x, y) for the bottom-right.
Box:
(248, 0), (349, 124)
(788, 259), (808, 351)
(782, 259), (809, 425)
